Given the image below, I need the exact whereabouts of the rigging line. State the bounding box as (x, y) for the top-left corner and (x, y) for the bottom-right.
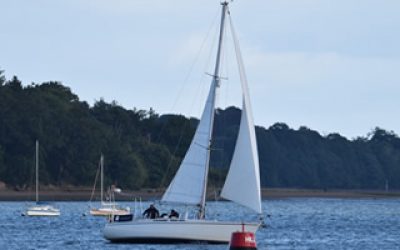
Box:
(157, 10), (221, 191)
(219, 9), (232, 185)
(223, 8), (233, 161)
(192, 6), (222, 117)
(228, 13), (251, 96)
(194, 14), (221, 117)
(223, 14), (232, 112)
(209, 15), (229, 194)
(29, 146), (35, 201)
(215, 16), (231, 192)
(89, 158), (101, 203)
(154, 8), (220, 145)
(163, 21), (219, 191)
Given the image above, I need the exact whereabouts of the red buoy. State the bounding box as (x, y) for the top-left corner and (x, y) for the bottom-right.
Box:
(229, 224), (257, 250)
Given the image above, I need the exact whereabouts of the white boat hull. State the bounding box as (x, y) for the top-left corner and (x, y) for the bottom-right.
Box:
(90, 208), (130, 216)
(25, 205), (60, 216)
(26, 210), (60, 216)
(104, 219), (260, 243)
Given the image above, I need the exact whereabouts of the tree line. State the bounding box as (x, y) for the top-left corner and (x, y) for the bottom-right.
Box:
(0, 69), (399, 191)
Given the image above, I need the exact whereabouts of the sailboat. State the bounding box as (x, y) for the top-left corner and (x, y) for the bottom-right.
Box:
(104, 1), (262, 243)
(25, 140), (60, 216)
(89, 155), (130, 216)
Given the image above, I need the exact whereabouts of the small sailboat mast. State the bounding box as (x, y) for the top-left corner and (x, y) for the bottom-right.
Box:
(35, 140), (39, 203)
(100, 154), (104, 204)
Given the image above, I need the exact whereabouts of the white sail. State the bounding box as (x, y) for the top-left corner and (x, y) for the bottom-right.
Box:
(162, 79), (217, 205)
(162, 1), (228, 207)
(220, 14), (262, 214)
(103, 2), (263, 243)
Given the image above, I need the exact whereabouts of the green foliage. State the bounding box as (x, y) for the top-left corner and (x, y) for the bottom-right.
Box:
(0, 74), (182, 190)
(6, 76), (23, 91)
(211, 107), (400, 190)
(0, 69), (5, 86)
(0, 71), (399, 190)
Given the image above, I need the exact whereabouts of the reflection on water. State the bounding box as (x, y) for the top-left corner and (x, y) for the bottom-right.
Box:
(0, 199), (399, 249)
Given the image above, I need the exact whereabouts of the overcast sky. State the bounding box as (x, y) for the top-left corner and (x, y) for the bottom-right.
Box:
(2, 0), (399, 139)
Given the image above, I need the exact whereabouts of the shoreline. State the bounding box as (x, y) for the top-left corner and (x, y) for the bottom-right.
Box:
(261, 188), (400, 199)
(0, 188), (399, 201)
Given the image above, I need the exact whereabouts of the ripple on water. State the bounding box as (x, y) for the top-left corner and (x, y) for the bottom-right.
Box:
(0, 199), (399, 250)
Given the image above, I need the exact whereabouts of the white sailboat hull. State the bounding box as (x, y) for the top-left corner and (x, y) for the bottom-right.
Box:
(25, 205), (60, 216)
(90, 207), (130, 216)
(104, 219), (260, 243)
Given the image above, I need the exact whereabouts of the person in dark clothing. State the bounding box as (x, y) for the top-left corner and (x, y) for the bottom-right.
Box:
(169, 209), (179, 219)
(142, 204), (159, 219)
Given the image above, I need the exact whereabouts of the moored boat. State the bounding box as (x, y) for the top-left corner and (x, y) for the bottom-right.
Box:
(89, 155), (130, 216)
(25, 140), (60, 217)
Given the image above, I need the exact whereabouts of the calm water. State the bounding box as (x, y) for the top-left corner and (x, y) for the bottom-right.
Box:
(0, 199), (399, 249)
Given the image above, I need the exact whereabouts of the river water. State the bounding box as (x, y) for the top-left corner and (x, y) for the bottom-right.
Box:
(0, 198), (399, 249)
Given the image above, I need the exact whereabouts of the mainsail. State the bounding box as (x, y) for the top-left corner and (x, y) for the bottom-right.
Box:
(162, 3), (228, 209)
(161, 79), (217, 205)
(220, 14), (262, 214)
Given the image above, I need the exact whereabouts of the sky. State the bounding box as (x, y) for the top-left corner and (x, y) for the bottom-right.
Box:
(1, 0), (400, 139)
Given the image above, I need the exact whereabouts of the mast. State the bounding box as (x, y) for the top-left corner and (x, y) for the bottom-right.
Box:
(199, 1), (229, 219)
(35, 140), (39, 203)
(100, 154), (104, 203)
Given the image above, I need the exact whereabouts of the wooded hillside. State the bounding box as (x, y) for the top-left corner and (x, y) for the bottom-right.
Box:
(0, 69), (399, 190)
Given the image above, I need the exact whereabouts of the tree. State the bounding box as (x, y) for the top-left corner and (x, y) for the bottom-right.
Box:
(0, 69), (5, 86)
(0, 69), (400, 190)
(6, 76), (22, 90)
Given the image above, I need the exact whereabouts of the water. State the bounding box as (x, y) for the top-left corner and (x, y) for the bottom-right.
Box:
(0, 199), (399, 249)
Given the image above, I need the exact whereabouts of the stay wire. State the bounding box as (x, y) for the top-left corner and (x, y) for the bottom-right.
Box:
(218, 12), (232, 191)
(157, 9), (221, 190)
(89, 158), (101, 203)
(154, 9), (220, 145)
